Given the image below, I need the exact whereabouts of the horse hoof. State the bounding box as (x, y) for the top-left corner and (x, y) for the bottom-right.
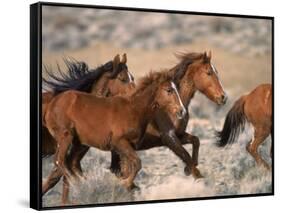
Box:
(61, 199), (77, 206)
(109, 167), (122, 177)
(72, 172), (85, 182)
(261, 163), (271, 171)
(192, 167), (204, 180)
(122, 179), (140, 191)
(78, 175), (87, 182)
(132, 183), (140, 191)
(129, 183), (140, 191)
(184, 166), (191, 176)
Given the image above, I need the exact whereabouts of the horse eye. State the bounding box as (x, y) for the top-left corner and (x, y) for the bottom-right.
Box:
(120, 78), (127, 83)
(207, 70), (212, 76)
(166, 88), (173, 94)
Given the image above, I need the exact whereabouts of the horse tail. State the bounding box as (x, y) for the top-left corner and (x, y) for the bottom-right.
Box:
(216, 96), (247, 147)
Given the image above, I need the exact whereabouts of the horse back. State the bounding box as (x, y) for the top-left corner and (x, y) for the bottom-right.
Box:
(58, 91), (140, 150)
(244, 84), (272, 126)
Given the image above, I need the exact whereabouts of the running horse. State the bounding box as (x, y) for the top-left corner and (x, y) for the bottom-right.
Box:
(43, 51), (227, 203)
(109, 51), (227, 178)
(42, 53), (135, 157)
(44, 72), (187, 204)
(216, 84), (272, 169)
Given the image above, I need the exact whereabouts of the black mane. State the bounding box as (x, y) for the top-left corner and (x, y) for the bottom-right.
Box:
(43, 58), (115, 94)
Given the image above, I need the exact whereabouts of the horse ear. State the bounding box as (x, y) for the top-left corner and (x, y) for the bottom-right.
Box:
(113, 54), (120, 66)
(203, 51), (207, 57)
(121, 53), (127, 64)
(203, 51), (209, 63)
(113, 54), (120, 71)
(207, 50), (212, 60)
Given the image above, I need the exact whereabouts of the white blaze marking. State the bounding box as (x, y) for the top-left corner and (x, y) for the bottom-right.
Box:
(211, 63), (218, 74)
(127, 72), (133, 83)
(168, 129), (176, 143)
(211, 63), (226, 94)
(171, 82), (186, 118)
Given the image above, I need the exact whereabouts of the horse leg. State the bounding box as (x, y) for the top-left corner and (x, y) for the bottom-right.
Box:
(178, 132), (200, 166)
(54, 130), (74, 204)
(55, 130), (73, 177)
(59, 143), (88, 205)
(42, 163), (63, 195)
(246, 127), (270, 170)
(42, 146), (74, 198)
(161, 131), (203, 179)
(109, 151), (122, 177)
(61, 176), (70, 205)
(69, 144), (89, 179)
(114, 139), (141, 190)
(42, 147), (72, 200)
(109, 133), (162, 178)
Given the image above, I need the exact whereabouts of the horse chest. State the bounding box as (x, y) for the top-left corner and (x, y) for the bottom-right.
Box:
(122, 119), (148, 146)
(167, 110), (190, 134)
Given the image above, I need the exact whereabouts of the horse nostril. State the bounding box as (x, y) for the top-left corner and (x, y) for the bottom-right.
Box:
(180, 108), (186, 116)
(221, 94), (227, 103)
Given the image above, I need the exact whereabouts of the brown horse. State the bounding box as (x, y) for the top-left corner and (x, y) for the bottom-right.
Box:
(109, 51), (227, 178)
(63, 51), (227, 181)
(42, 54), (135, 157)
(44, 72), (186, 204)
(216, 84), (272, 169)
(43, 51), (227, 203)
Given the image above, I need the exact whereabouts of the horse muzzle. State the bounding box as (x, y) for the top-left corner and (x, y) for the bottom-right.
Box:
(216, 93), (228, 105)
(176, 108), (187, 119)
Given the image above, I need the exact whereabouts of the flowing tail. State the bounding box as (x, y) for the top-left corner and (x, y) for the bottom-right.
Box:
(216, 96), (247, 147)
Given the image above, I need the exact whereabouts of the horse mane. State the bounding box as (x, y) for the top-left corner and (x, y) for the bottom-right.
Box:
(132, 52), (204, 96)
(43, 58), (116, 94)
(172, 52), (205, 84)
(132, 71), (172, 97)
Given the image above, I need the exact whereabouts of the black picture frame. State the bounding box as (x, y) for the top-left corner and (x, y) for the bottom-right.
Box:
(30, 1), (274, 210)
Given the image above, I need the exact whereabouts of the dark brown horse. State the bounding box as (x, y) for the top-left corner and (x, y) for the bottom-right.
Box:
(109, 51), (227, 178)
(44, 72), (186, 204)
(42, 54), (135, 157)
(216, 84), (272, 169)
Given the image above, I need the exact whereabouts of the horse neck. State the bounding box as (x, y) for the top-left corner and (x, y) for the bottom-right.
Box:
(130, 86), (156, 120)
(90, 74), (109, 96)
(169, 66), (197, 108)
(178, 77), (197, 108)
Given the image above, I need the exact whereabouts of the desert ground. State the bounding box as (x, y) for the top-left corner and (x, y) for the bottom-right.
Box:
(41, 6), (272, 207)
